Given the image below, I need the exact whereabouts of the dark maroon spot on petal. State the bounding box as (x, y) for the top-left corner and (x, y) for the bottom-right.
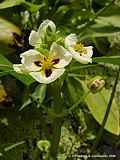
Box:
(34, 61), (41, 67)
(52, 58), (59, 65)
(45, 69), (52, 77)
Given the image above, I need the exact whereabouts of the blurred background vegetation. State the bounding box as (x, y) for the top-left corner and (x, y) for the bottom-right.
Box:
(0, 0), (120, 159)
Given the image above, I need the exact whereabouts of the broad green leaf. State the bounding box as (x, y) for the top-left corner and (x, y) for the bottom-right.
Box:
(65, 77), (83, 105)
(96, 16), (120, 28)
(12, 73), (35, 86)
(32, 84), (47, 104)
(80, 81), (120, 135)
(94, 4), (120, 27)
(0, 0), (24, 9)
(93, 56), (120, 65)
(0, 54), (35, 85)
(80, 24), (120, 39)
(0, 18), (21, 44)
(66, 78), (78, 104)
(20, 84), (47, 110)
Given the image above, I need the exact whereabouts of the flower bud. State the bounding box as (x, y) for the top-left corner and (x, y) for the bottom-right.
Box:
(87, 76), (105, 93)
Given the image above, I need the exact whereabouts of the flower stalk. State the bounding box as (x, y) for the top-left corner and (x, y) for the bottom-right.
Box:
(49, 82), (64, 159)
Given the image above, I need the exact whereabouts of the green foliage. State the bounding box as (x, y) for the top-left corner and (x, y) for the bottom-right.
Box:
(80, 80), (120, 135)
(20, 84), (47, 110)
(0, 54), (35, 85)
(0, 0), (120, 159)
(65, 77), (83, 104)
(93, 56), (120, 65)
(0, 0), (24, 9)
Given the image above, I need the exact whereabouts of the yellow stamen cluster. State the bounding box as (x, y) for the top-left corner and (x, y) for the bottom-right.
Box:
(41, 57), (53, 70)
(34, 56), (59, 71)
(34, 56), (60, 77)
(73, 43), (86, 55)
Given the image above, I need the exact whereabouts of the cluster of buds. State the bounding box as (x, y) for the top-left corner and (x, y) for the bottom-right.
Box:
(13, 20), (93, 84)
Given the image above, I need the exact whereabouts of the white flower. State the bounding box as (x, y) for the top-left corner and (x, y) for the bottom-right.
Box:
(13, 43), (72, 84)
(29, 19), (56, 48)
(13, 19), (72, 84)
(65, 34), (93, 64)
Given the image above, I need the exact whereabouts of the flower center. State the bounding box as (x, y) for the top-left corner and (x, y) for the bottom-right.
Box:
(73, 43), (87, 55)
(34, 56), (59, 77)
(42, 57), (53, 70)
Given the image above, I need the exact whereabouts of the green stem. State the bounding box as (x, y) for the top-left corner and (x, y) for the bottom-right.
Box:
(91, 67), (120, 153)
(49, 81), (64, 159)
(50, 117), (63, 159)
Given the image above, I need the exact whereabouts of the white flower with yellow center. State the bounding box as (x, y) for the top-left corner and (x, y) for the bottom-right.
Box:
(29, 19), (56, 48)
(65, 34), (93, 64)
(13, 42), (72, 84)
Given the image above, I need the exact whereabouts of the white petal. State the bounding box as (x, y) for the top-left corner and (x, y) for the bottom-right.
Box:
(65, 33), (77, 48)
(38, 19), (56, 39)
(84, 46), (93, 57)
(13, 64), (27, 73)
(20, 49), (43, 72)
(50, 42), (72, 68)
(70, 50), (92, 64)
(78, 56), (92, 64)
(30, 68), (65, 84)
(29, 30), (40, 47)
(20, 49), (40, 57)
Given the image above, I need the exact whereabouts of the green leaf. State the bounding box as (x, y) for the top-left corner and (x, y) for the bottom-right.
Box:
(19, 98), (32, 111)
(96, 16), (120, 28)
(20, 84), (47, 110)
(79, 6), (120, 38)
(99, 4), (120, 17)
(80, 24), (120, 38)
(80, 4), (120, 38)
(65, 77), (83, 104)
(0, 54), (35, 85)
(0, 71), (9, 77)
(12, 72), (35, 86)
(24, 1), (45, 13)
(93, 56), (120, 65)
(95, 5), (120, 28)
(32, 84), (47, 105)
(80, 80), (120, 135)
(0, 0), (24, 9)
(0, 54), (13, 70)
